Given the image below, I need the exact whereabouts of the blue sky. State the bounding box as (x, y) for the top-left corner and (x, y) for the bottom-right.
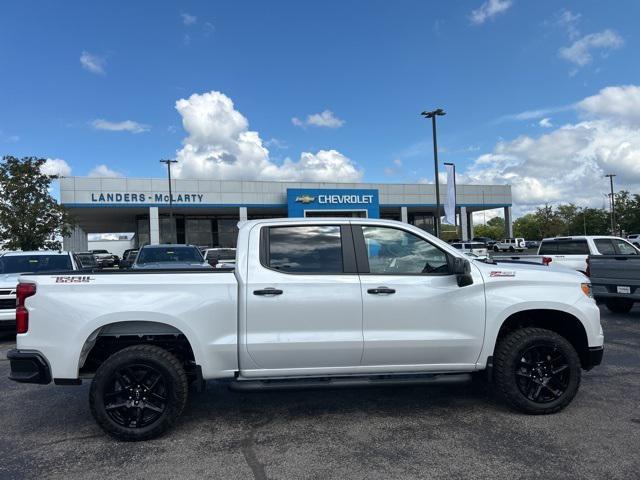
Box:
(1, 1), (639, 213)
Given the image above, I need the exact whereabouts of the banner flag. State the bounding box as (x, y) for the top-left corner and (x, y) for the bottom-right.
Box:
(444, 163), (456, 225)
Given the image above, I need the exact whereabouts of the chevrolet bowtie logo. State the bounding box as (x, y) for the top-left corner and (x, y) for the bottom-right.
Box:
(295, 195), (316, 204)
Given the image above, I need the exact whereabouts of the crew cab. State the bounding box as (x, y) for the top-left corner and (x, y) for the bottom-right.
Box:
(0, 251), (79, 330)
(538, 236), (639, 274)
(8, 218), (603, 441)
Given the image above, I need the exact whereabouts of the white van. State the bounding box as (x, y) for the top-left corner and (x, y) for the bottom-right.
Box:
(537, 236), (639, 273)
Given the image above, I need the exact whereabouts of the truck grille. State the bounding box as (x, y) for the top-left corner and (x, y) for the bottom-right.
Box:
(0, 298), (16, 310)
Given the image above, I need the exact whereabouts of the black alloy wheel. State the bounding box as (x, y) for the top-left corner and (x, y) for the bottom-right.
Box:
(103, 363), (168, 429)
(514, 344), (569, 403)
(494, 327), (581, 414)
(90, 344), (188, 441)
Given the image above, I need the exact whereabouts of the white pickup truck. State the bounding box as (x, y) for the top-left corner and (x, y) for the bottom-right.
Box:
(8, 218), (604, 441)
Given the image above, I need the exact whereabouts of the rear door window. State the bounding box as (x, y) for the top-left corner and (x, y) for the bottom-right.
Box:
(556, 240), (589, 254)
(265, 225), (344, 273)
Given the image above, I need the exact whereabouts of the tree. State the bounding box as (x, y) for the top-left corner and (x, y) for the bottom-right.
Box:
(513, 213), (540, 239)
(0, 156), (73, 251)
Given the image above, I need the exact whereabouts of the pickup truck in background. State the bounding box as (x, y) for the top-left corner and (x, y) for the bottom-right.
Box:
(0, 251), (80, 330)
(588, 254), (640, 314)
(537, 236), (639, 274)
(8, 218), (604, 441)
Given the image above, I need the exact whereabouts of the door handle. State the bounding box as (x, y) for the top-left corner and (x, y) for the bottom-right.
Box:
(253, 288), (283, 296)
(367, 287), (396, 295)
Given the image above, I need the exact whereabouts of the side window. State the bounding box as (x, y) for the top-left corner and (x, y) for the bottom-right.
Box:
(557, 240), (589, 254)
(594, 239), (616, 255)
(538, 241), (558, 255)
(361, 226), (449, 274)
(266, 225), (343, 273)
(613, 239), (638, 255)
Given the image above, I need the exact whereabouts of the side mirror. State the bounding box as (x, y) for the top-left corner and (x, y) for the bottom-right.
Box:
(451, 256), (473, 287)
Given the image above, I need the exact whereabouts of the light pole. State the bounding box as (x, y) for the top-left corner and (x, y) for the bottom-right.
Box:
(421, 108), (446, 237)
(605, 173), (616, 236)
(160, 159), (178, 241)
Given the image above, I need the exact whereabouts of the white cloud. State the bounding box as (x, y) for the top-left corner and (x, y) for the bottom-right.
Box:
(578, 85), (640, 125)
(558, 29), (623, 67)
(292, 110), (345, 129)
(554, 9), (581, 40)
(173, 91), (361, 182)
(470, 0), (512, 25)
(538, 117), (553, 128)
(41, 158), (71, 177)
(91, 119), (150, 133)
(459, 87), (640, 216)
(494, 104), (573, 123)
(181, 13), (197, 25)
(89, 164), (123, 178)
(80, 51), (106, 75)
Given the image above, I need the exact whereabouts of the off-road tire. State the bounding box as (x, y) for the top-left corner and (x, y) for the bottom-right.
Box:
(494, 327), (581, 414)
(90, 344), (188, 441)
(605, 299), (634, 314)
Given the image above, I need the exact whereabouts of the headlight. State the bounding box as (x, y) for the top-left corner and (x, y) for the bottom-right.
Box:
(581, 283), (593, 298)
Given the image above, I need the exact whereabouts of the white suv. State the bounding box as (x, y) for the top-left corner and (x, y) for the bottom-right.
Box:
(493, 237), (526, 252)
(537, 236), (639, 273)
(627, 234), (640, 248)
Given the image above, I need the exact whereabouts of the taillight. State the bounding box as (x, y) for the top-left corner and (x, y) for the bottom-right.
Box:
(16, 282), (36, 334)
(542, 256), (552, 266)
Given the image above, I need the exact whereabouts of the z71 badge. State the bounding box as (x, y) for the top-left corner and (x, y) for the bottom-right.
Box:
(55, 276), (95, 283)
(489, 270), (516, 277)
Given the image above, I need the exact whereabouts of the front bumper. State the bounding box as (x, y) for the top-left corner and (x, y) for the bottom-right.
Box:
(7, 349), (51, 384)
(584, 346), (604, 371)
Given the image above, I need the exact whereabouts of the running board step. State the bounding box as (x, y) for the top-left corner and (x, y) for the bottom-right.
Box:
(229, 373), (472, 391)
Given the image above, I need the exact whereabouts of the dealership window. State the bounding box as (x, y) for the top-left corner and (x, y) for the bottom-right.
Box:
(410, 214), (435, 234)
(136, 218), (150, 247)
(214, 219), (239, 248)
(185, 218), (213, 247)
(362, 226), (448, 274)
(266, 225), (343, 273)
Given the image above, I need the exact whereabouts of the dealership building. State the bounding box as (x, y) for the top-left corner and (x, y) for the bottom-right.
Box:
(60, 176), (513, 251)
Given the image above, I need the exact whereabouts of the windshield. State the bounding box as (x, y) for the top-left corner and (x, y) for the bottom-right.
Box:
(0, 255), (72, 274)
(136, 246), (204, 264)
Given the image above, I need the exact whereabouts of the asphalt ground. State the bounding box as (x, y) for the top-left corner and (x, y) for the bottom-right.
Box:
(0, 304), (638, 480)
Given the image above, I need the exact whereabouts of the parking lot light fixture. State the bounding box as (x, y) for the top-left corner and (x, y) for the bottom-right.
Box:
(160, 159), (178, 241)
(605, 174), (616, 236)
(421, 108), (446, 238)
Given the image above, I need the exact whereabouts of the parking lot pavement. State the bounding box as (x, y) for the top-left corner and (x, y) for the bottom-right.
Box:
(1, 306), (638, 480)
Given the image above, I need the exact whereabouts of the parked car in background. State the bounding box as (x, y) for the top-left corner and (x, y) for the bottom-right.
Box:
(525, 240), (539, 249)
(203, 248), (237, 269)
(90, 250), (119, 268)
(472, 236), (493, 246)
(627, 234), (640, 248)
(450, 242), (488, 258)
(537, 236), (639, 274)
(118, 249), (139, 269)
(493, 238), (526, 253)
(0, 251), (79, 330)
(588, 254), (640, 314)
(132, 245), (212, 270)
(74, 252), (98, 270)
